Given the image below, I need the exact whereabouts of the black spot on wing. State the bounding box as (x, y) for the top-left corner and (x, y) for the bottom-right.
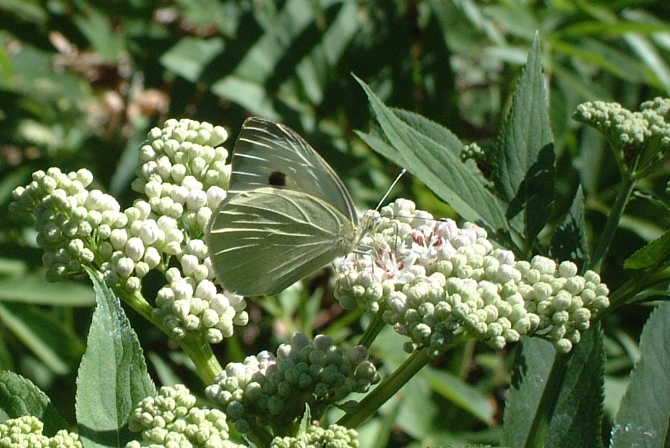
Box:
(268, 171), (287, 187)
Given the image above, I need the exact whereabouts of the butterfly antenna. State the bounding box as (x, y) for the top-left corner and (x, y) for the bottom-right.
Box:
(375, 168), (407, 211)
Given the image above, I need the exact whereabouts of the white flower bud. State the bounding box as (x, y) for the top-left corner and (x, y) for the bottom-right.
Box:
(144, 181), (162, 199)
(143, 247), (161, 268)
(110, 229), (128, 251)
(115, 257), (135, 278)
(125, 277), (142, 292)
(172, 279), (193, 301)
(172, 299), (191, 319)
(180, 254), (199, 276)
(207, 185), (226, 210)
(135, 261), (150, 278)
(555, 338), (572, 353)
(125, 237), (145, 262)
(202, 309), (220, 327)
(171, 164), (187, 183)
(206, 328), (223, 344)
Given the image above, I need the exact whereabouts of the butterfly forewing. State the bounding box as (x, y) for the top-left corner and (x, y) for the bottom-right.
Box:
(230, 117), (358, 227)
(207, 188), (357, 296)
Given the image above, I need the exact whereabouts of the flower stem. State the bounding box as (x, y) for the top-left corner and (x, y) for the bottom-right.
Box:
(120, 288), (223, 384)
(337, 347), (432, 428)
(589, 174), (636, 272)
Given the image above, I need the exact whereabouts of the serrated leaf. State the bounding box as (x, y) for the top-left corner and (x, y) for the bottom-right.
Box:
(623, 229), (670, 270)
(503, 327), (604, 447)
(76, 268), (155, 447)
(493, 34), (555, 246)
(355, 77), (509, 233)
(610, 301), (670, 447)
(550, 186), (589, 268)
(0, 371), (68, 436)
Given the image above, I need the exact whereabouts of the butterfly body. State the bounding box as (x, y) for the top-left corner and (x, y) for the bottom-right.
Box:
(207, 118), (359, 296)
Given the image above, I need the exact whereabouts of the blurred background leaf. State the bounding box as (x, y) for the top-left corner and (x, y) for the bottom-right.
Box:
(2, 0), (670, 444)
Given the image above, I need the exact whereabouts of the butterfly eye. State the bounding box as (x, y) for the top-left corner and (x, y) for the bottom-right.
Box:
(268, 171), (287, 187)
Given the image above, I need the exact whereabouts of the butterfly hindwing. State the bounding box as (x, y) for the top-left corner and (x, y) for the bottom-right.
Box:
(207, 188), (357, 296)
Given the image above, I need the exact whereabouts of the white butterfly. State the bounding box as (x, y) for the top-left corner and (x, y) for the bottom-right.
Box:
(207, 117), (360, 296)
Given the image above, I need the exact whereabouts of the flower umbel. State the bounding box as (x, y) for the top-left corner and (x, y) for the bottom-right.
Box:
(0, 415), (82, 448)
(206, 333), (380, 435)
(126, 384), (246, 448)
(270, 424), (359, 448)
(10, 119), (248, 344)
(337, 199), (610, 355)
(573, 97), (670, 177)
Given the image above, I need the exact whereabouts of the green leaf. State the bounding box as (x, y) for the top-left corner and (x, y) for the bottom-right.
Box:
(76, 268), (155, 447)
(0, 371), (68, 436)
(355, 77), (509, 233)
(72, 7), (125, 62)
(503, 327), (604, 447)
(0, 274), (95, 306)
(0, 302), (82, 374)
(425, 368), (496, 426)
(610, 301), (670, 448)
(0, 258), (27, 277)
(493, 33), (555, 247)
(623, 228), (670, 270)
(550, 186), (589, 268)
(160, 37), (226, 82)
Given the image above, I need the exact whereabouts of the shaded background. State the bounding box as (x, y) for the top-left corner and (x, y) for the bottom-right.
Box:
(1, 0), (670, 445)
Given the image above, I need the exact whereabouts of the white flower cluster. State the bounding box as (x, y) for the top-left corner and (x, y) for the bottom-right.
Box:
(10, 167), (126, 283)
(206, 333), (380, 434)
(126, 384), (246, 448)
(336, 199), (610, 355)
(11, 119), (249, 344)
(0, 415), (82, 447)
(574, 97), (670, 171)
(270, 424), (359, 448)
(131, 118), (230, 235)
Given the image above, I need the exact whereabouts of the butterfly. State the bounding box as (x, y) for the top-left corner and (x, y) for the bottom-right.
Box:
(207, 117), (360, 296)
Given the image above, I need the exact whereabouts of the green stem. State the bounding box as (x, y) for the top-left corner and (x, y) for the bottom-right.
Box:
(523, 350), (570, 448)
(120, 288), (223, 384)
(337, 347), (432, 428)
(358, 314), (385, 349)
(589, 174), (637, 272)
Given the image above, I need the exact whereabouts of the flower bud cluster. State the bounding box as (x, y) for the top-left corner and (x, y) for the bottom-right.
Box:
(152, 250), (248, 344)
(11, 119), (249, 343)
(10, 167), (126, 282)
(270, 424), (359, 448)
(574, 97), (670, 173)
(0, 415), (82, 447)
(206, 333), (380, 434)
(336, 199), (610, 355)
(132, 118), (230, 235)
(126, 384), (246, 448)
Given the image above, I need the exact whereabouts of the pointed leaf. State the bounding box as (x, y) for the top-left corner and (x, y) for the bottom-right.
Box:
(76, 268), (155, 447)
(550, 186), (589, 268)
(503, 327), (604, 447)
(494, 34), (555, 245)
(611, 301), (670, 448)
(355, 77), (509, 232)
(623, 228), (670, 270)
(0, 372), (68, 435)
